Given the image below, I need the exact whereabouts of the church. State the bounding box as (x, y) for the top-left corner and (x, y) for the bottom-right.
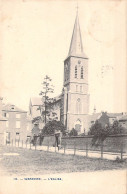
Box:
(60, 12), (89, 133)
(29, 12), (90, 134)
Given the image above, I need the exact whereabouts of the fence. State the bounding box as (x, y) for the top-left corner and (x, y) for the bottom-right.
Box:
(7, 134), (127, 160)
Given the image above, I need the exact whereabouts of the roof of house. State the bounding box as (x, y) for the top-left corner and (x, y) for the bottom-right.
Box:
(2, 104), (27, 113)
(119, 115), (127, 121)
(107, 113), (123, 118)
(0, 115), (7, 121)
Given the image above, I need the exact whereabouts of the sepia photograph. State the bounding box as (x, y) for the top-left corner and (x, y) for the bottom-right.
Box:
(0, 0), (127, 193)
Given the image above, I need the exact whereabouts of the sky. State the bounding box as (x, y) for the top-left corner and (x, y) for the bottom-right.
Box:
(0, 0), (127, 114)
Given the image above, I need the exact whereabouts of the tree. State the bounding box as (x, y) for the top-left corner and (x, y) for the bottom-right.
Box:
(89, 119), (126, 147)
(32, 116), (41, 124)
(38, 75), (57, 124)
(41, 120), (66, 136)
(89, 120), (109, 146)
(69, 128), (78, 136)
(112, 120), (125, 134)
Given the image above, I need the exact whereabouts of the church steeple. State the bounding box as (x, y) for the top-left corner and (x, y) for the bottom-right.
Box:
(68, 12), (87, 58)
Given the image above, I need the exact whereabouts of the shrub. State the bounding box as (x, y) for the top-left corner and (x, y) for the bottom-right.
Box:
(69, 128), (78, 136)
(41, 120), (66, 136)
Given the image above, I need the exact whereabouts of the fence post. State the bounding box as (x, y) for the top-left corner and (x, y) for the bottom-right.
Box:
(35, 141), (36, 151)
(86, 141), (88, 157)
(47, 138), (49, 152)
(64, 142), (66, 154)
(74, 140), (76, 155)
(121, 141), (123, 160)
(101, 141), (103, 159)
(30, 138), (31, 150)
(55, 143), (56, 152)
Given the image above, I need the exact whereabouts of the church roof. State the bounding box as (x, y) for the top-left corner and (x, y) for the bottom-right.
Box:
(53, 94), (62, 102)
(30, 97), (43, 106)
(88, 113), (102, 122)
(68, 13), (87, 59)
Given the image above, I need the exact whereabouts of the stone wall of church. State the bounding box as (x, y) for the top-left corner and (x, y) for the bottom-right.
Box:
(67, 114), (89, 134)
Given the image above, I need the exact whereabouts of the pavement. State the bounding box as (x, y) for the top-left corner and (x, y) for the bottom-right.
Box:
(8, 141), (127, 161)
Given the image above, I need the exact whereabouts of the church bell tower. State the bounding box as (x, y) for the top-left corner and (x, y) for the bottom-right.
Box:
(61, 11), (89, 134)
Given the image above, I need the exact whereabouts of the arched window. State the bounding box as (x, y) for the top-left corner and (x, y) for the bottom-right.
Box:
(76, 98), (81, 114)
(81, 66), (84, 79)
(75, 65), (77, 78)
(75, 119), (82, 133)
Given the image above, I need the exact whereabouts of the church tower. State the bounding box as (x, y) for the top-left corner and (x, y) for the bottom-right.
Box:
(61, 12), (89, 134)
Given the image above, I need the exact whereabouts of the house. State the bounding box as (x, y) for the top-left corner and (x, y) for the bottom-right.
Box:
(2, 103), (28, 143)
(88, 111), (127, 131)
(118, 114), (127, 129)
(0, 97), (7, 145)
(88, 112), (109, 130)
(29, 97), (42, 119)
(107, 113), (123, 125)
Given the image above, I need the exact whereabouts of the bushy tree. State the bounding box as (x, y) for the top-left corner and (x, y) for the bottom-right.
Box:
(111, 120), (125, 134)
(41, 120), (66, 136)
(32, 116), (41, 124)
(89, 119), (126, 146)
(69, 128), (78, 136)
(89, 120), (109, 146)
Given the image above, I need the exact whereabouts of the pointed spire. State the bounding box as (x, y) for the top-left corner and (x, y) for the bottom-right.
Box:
(68, 11), (87, 58)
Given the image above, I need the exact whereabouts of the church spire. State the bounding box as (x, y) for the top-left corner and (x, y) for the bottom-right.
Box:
(68, 10), (87, 58)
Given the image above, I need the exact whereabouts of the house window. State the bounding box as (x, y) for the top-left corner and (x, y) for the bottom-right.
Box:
(81, 66), (84, 79)
(4, 113), (9, 118)
(6, 121), (9, 128)
(76, 85), (78, 92)
(75, 65), (77, 78)
(16, 132), (20, 140)
(16, 121), (20, 128)
(80, 86), (82, 93)
(16, 114), (20, 119)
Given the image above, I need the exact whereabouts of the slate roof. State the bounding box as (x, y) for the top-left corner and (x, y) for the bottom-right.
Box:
(30, 97), (43, 106)
(0, 115), (7, 121)
(107, 113), (123, 118)
(30, 94), (61, 107)
(88, 113), (102, 122)
(119, 115), (127, 121)
(53, 94), (62, 102)
(67, 13), (87, 59)
(2, 104), (27, 113)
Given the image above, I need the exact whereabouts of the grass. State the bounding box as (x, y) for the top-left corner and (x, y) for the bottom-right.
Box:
(0, 145), (127, 176)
